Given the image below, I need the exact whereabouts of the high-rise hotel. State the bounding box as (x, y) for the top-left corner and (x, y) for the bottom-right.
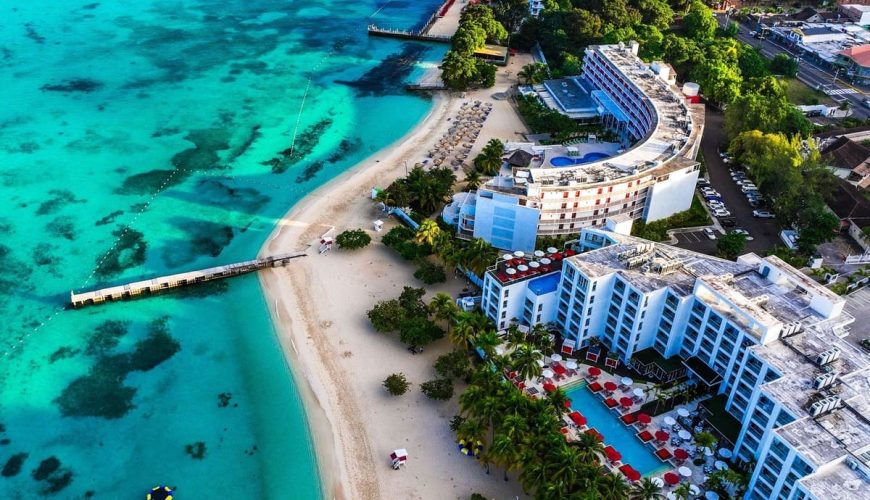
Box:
(443, 43), (705, 251)
(480, 227), (870, 499)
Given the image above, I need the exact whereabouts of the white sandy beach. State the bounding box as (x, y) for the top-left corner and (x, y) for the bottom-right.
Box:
(258, 58), (531, 500)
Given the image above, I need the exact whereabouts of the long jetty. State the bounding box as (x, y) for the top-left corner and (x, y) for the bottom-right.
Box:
(69, 252), (305, 308)
(366, 25), (451, 43)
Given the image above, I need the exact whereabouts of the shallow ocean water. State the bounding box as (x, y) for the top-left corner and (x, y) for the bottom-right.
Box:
(0, 0), (445, 497)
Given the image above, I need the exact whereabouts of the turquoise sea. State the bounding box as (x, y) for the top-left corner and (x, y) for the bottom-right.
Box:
(0, 0), (446, 497)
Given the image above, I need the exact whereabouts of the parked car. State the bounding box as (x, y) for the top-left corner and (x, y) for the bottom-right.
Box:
(749, 30), (758, 37)
(705, 196), (724, 203)
(863, 98), (870, 109)
(697, 178), (710, 187)
(731, 228), (754, 241)
(741, 185), (758, 193)
(753, 210), (775, 218)
(720, 218), (737, 227)
(712, 209), (732, 217)
(708, 200), (726, 208)
(704, 228), (717, 240)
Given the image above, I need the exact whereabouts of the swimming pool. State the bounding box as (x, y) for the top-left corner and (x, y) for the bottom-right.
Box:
(550, 152), (611, 167)
(565, 382), (666, 476)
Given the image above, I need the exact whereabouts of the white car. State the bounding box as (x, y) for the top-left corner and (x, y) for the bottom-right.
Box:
(712, 209), (732, 217)
(753, 210), (775, 218)
(708, 201), (726, 209)
(741, 185), (758, 193)
(731, 229), (754, 241)
(704, 228), (717, 240)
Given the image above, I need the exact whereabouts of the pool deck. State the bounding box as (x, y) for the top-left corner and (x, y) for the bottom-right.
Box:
(501, 346), (734, 495)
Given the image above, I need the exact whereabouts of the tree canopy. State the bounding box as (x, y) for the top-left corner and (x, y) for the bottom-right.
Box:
(725, 77), (812, 139)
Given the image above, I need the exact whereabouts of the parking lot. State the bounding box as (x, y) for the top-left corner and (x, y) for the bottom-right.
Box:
(697, 112), (782, 253)
(844, 287), (870, 352)
(671, 228), (718, 254)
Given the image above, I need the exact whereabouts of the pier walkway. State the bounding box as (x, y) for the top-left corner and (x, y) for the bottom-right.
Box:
(70, 252), (305, 308)
(366, 25), (451, 43)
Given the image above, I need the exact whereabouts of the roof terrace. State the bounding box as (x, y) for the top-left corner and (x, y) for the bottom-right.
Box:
(486, 247), (577, 286)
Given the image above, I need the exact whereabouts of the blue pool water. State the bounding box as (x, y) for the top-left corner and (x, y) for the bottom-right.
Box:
(550, 152), (611, 167)
(528, 272), (561, 296)
(565, 382), (665, 475)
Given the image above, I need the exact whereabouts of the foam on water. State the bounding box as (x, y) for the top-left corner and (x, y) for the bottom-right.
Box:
(0, 0), (445, 496)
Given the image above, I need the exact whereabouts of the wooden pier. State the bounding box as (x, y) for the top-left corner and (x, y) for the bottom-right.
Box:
(366, 25), (451, 44)
(70, 252), (305, 308)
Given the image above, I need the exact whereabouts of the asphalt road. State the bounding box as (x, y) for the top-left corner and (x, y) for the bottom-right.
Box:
(697, 111), (783, 253)
(718, 15), (870, 119)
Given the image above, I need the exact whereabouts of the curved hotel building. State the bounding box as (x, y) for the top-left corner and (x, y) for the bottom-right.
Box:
(480, 227), (869, 499)
(444, 42), (705, 251)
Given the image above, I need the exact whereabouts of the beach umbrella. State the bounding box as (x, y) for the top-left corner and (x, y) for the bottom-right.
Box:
(705, 492), (720, 500)
(620, 377), (634, 386)
(674, 448), (689, 460)
(585, 428), (604, 441)
(655, 430), (669, 442)
(570, 411), (587, 426)
(534, 250), (545, 257)
(651, 477), (664, 487)
(714, 461), (728, 471)
(536, 359), (545, 367)
(543, 382), (556, 392)
(502, 253), (513, 261)
(546, 247), (558, 253)
(678, 466), (692, 478)
(690, 485), (700, 496)
(620, 397), (633, 408)
(637, 413), (651, 424)
(566, 360), (578, 370)
(517, 265), (529, 272)
(633, 388), (645, 398)
(528, 261), (540, 269)
(678, 430), (692, 440)
(677, 408), (690, 418)
(718, 448), (733, 459)
(551, 353), (563, 363)
(604, 381), (618, 392)
(147, 486), (174, 500)
(588, 366), (601, 376)
(663, 416), (676, 426)
(664, 472), (680, 485)
(704, 447), (714, 457)
(621, 466), (641, 482)
(666, 493), (677, 500)
(604, 446), (622, 462)
(505, 268), (517, 276)
(540, 257), (552, 265)
(542, 369), (554, 379)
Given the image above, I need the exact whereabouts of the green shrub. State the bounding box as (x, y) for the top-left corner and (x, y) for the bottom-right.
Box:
(335, 229), (371, 250)
(434, 349), (472, 380)
(414, 260), (447, 284)
(383, 373), (411, 396)
(632, 196), (710, 241)
(382, 226), (415, 247)
(421, 378), (454, 400)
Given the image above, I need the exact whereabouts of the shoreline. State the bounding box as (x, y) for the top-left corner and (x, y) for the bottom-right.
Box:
(257, 53), (532, 500)
(258, 92), (454, 500)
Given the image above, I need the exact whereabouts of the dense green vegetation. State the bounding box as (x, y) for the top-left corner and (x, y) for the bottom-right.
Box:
(631, 195), (710, 241)
(717, 232), (747, 259)
(375, 166), (456, 215)
(730, 132), (840, 253)
(441, 5), (507, 90)
(335, 229), (371, 250)
(383, 373), (411, 396)
(367, 286), (445, 348)
(473, 139), (506, 176)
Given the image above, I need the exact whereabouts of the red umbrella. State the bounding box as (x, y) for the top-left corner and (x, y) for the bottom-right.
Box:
(604, 398), (618, 408)
(637, 430), (653, 442)
(664, 472), (680, 485)
(553, 363), (567, 375)
(588, 366), (601, 376)
(604, 446), (622, 462)
(604, 381), (618, 391)
(570, 412), (587, 427)
(563, 399), (572, 408)
(656, 448), (673, 460)
(620, 465), (641, 482)
(655, 430), (670, 442)
(674, 448), (689, 460)
(637, 413), (651, 424)
(619, 397), (633, 408)
(585, 428), (604, 441)
(543, 382), (556, 392)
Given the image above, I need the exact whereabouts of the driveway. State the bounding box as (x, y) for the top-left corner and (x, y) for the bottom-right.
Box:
(699, 111), (782, 253)
(844, 287), (870, 351)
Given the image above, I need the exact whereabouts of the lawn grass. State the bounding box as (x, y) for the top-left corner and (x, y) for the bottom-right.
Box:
(780, 77), (835, 106)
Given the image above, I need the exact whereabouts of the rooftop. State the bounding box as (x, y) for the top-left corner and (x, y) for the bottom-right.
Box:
(840, 44), (870, 67)
(799, 459), (870, 500)
(486, 248), (576, 286)
(485, 42), (702, 195)
(539, 77), (597, 115)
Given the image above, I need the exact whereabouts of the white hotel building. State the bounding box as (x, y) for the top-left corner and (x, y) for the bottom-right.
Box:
(443, 42), (704, 252)
(480, 227), (870, 499)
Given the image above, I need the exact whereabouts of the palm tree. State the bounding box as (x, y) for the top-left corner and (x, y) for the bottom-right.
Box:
(571, 431), (605, 464)
(452, 311), (488, 349)
(546, 387), (570, 416)
(374, 188), (395, 210)
(429, 292), (458, 331)
(598, 472), (631, 500)
(631, 477), (664, 500)
(414, 219), (441, 246)
(459, 384), (486, 418)
(461, 237), (498, 277)
(511, 343), (543, 381)
(489, 433), (520, 481)
(529, 323), (554, 355)
(504, 323), (526, 350)
(474, 329), (501, 359)
(464, 169), (482, 190)
(457, 417), (486, 446)
(673, 482), (692, 500)
(694, 431), (718, 455)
